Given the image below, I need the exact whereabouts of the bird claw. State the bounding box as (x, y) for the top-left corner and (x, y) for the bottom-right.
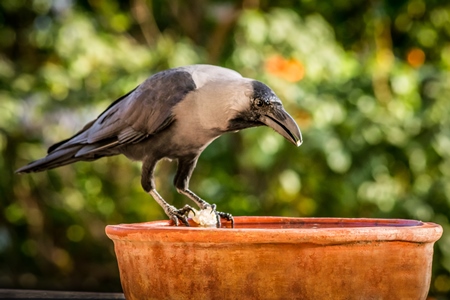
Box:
(166, 203), (234, 228)
(167, 204), (195, 226)
(217, 211), (235, 228)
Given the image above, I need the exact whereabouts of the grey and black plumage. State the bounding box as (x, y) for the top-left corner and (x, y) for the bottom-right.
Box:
(16, 65), (302, 227)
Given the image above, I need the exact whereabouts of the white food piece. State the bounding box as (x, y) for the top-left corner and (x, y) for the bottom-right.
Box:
(188, 206), (217, 227)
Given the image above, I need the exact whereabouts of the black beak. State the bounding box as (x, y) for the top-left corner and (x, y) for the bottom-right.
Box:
(260, 106), (302, 147)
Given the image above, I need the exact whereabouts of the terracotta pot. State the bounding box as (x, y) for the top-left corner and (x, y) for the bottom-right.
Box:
(106, 217), (442, 300)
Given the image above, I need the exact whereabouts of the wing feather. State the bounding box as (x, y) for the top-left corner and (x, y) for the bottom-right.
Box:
(52, 68), (197, 157)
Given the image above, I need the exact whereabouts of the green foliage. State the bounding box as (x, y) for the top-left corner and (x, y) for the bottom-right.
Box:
(2, 0), (450, 296)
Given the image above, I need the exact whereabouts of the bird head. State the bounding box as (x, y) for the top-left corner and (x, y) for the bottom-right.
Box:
(227, 80), (302, 147)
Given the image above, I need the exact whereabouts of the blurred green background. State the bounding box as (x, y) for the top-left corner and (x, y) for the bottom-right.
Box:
(1, 0), (450, 297)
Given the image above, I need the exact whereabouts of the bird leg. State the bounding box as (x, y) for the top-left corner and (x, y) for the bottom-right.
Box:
(142, 158), (195, 226)
(174, 156), (234, 228)
(177, 188), (234, 228)
(149, 189), (194, 226)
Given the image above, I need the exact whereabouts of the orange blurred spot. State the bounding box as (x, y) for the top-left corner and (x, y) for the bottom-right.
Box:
(407, 48), (425, 68)
(265, 55), (305, 82)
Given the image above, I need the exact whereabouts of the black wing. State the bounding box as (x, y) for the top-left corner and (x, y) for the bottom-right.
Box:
(16, 68), (197, 173)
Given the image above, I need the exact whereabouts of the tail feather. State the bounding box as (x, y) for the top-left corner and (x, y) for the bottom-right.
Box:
(16, 146), (85, 173)
(16, 117), (122, 173)
(16, 140), (122, 173)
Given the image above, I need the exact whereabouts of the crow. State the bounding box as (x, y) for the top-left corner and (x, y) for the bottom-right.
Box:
(16, 65), (302, 227)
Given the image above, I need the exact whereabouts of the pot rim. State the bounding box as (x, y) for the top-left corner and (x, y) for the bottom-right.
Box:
(105, 216), (443, 245)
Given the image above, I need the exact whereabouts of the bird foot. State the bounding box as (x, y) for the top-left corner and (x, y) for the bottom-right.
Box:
(166, 204), (195, 226)
(216, 210), (234, 228)
(189, 204), (234, 228)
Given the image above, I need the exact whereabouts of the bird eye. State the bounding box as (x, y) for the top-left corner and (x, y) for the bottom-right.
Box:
(255, 99), (264, 107)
